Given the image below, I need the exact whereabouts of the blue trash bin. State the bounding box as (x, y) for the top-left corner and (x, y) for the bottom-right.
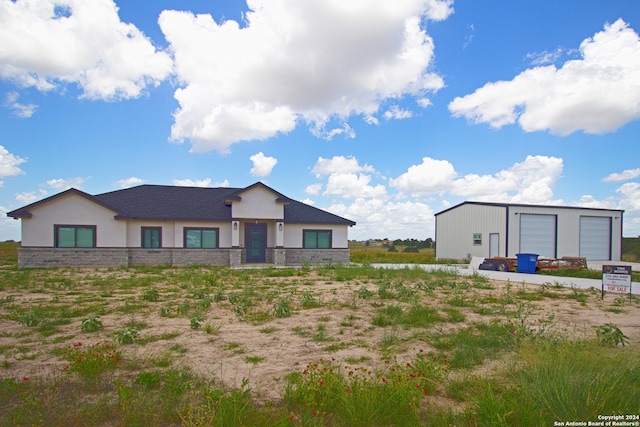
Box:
(516, 253), (539, 274)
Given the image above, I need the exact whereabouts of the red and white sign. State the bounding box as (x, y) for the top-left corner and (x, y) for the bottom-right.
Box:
(602, 265), (632, 294)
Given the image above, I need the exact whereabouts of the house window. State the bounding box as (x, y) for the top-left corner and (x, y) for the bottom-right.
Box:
(142, 227), (162, 248)
(303, 230), (332, 249)
(473, 233), (482, 246)
(55, 225), (96, 248)
(184, 228), (219, 248)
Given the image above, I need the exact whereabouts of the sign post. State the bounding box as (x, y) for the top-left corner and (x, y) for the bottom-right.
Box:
(602, 265), (632, 302)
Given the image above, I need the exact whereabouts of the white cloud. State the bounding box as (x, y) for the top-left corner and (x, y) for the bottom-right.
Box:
(616, 182), (640, 211)
(417, 98), (432, 108)
(449, 19), (640, 136)
(305, 183), (322, 196)
(46, 177), (86, 190)
(4, 92), (37, 118)
(15, 189), (48, 205)
(324, 173), (387, 199)
(571, 182), (640, 237)
(311, 156), (375, 177)
(384, 105), (414, 120)
(249, 152), (278, 177)
(616, 182), (640, 237)
(159, 0), (451, 152)
(0, 0), (172, 100)
(115, 176), (144, 189)
(0, 205), (21, 241)
(0, 145), (26, 187)
(602, 168), (640, 182)
(525, 47), (568, 66)
(463, 24), (475, 50)
(455, 155), (564, 204)
(173, 178), (212, 187)
(390, 155), (563, 204)
(172, 178), (229, 187)
(310, 122), (356, 141)
(423, 0), (454, 21)
(390, 157), (457, 195)
(364, 114), (379, 125)
(309, 154), (640, 239)
(572, 194), (617, 210)
(328, 198), (435, 240)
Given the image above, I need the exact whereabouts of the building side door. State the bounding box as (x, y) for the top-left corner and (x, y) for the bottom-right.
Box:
(245, 223), (267, 263)
(489, 233), (499, 257)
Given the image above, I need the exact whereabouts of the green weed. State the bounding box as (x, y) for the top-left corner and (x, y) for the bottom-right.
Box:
(80, 314), (104, 332)
(595, 322), (629, 347)
(114, 327), (139, 345)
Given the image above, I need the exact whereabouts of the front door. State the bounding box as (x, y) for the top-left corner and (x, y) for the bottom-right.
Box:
(245, 223), (267, 263)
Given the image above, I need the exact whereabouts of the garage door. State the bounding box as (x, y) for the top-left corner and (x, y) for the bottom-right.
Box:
(580, 216), (611, 260)
(519, 214), (556, 257)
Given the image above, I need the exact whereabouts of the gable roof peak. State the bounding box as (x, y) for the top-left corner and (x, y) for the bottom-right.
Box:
(224, 181), (291, 205)
(6, 187), (123, 219)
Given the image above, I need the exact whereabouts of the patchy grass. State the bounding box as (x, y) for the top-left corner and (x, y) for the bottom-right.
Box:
(0, 252), (638, 425)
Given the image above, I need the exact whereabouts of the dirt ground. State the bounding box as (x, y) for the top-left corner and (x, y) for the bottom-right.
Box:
(1, 270), (638, 403)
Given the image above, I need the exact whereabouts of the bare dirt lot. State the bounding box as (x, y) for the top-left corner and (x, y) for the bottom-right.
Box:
(0, 266), (638, 403)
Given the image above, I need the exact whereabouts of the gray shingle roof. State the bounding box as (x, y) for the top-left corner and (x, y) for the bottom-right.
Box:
(7, 183), (356, 226)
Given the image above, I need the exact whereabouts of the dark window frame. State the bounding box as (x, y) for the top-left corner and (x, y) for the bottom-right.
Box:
(54, 225), (97, 248)
(183, 227), (220, 249)
(303, 229), (332, 249)
(141, 226), (162, 248)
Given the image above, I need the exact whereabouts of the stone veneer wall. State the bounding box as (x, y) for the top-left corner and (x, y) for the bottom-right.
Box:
(171, 249), (230, 266)
(17, 247), (350, 268)
(285, 249), (350, 266)
(17, 247), (130, 269)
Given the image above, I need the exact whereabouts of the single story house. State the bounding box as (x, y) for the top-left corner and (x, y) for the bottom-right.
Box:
(434, 201), (624, 261)
(6, 182), (356, 268)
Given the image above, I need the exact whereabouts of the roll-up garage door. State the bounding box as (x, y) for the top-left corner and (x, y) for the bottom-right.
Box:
(579, 216), (611, 260)
(519, 214), (556, 257)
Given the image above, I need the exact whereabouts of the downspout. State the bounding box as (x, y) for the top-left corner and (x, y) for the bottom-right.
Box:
(505, 206), (509, 257)
(619, 211), (624, 261)
(434, 215), (438, 260)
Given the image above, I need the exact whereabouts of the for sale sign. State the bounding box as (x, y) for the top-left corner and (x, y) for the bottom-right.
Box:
(602, 265), (632, 300)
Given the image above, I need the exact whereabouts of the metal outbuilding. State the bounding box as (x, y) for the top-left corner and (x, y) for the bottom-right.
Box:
(434, 202), (624, 261)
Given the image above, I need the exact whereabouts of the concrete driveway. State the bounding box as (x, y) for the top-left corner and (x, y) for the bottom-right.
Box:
(371, 260), (640, 295)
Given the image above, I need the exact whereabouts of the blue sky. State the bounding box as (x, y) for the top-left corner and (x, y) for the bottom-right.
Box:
(1, 0), (639, 241)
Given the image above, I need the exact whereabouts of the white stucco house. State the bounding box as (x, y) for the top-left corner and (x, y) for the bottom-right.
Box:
(6, 182), (356, 268)
(435, 201), (624, 262)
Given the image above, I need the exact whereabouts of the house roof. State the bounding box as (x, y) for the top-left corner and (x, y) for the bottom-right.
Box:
(434, 201), (625, 217)
(6, 182), (356, 226)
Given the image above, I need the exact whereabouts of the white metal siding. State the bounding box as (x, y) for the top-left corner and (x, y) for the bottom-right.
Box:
(435, 204), (506, 260)
(436, 203), (622, 261)
(519, 214), (556, 257)
(579, 216), (611, 260)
